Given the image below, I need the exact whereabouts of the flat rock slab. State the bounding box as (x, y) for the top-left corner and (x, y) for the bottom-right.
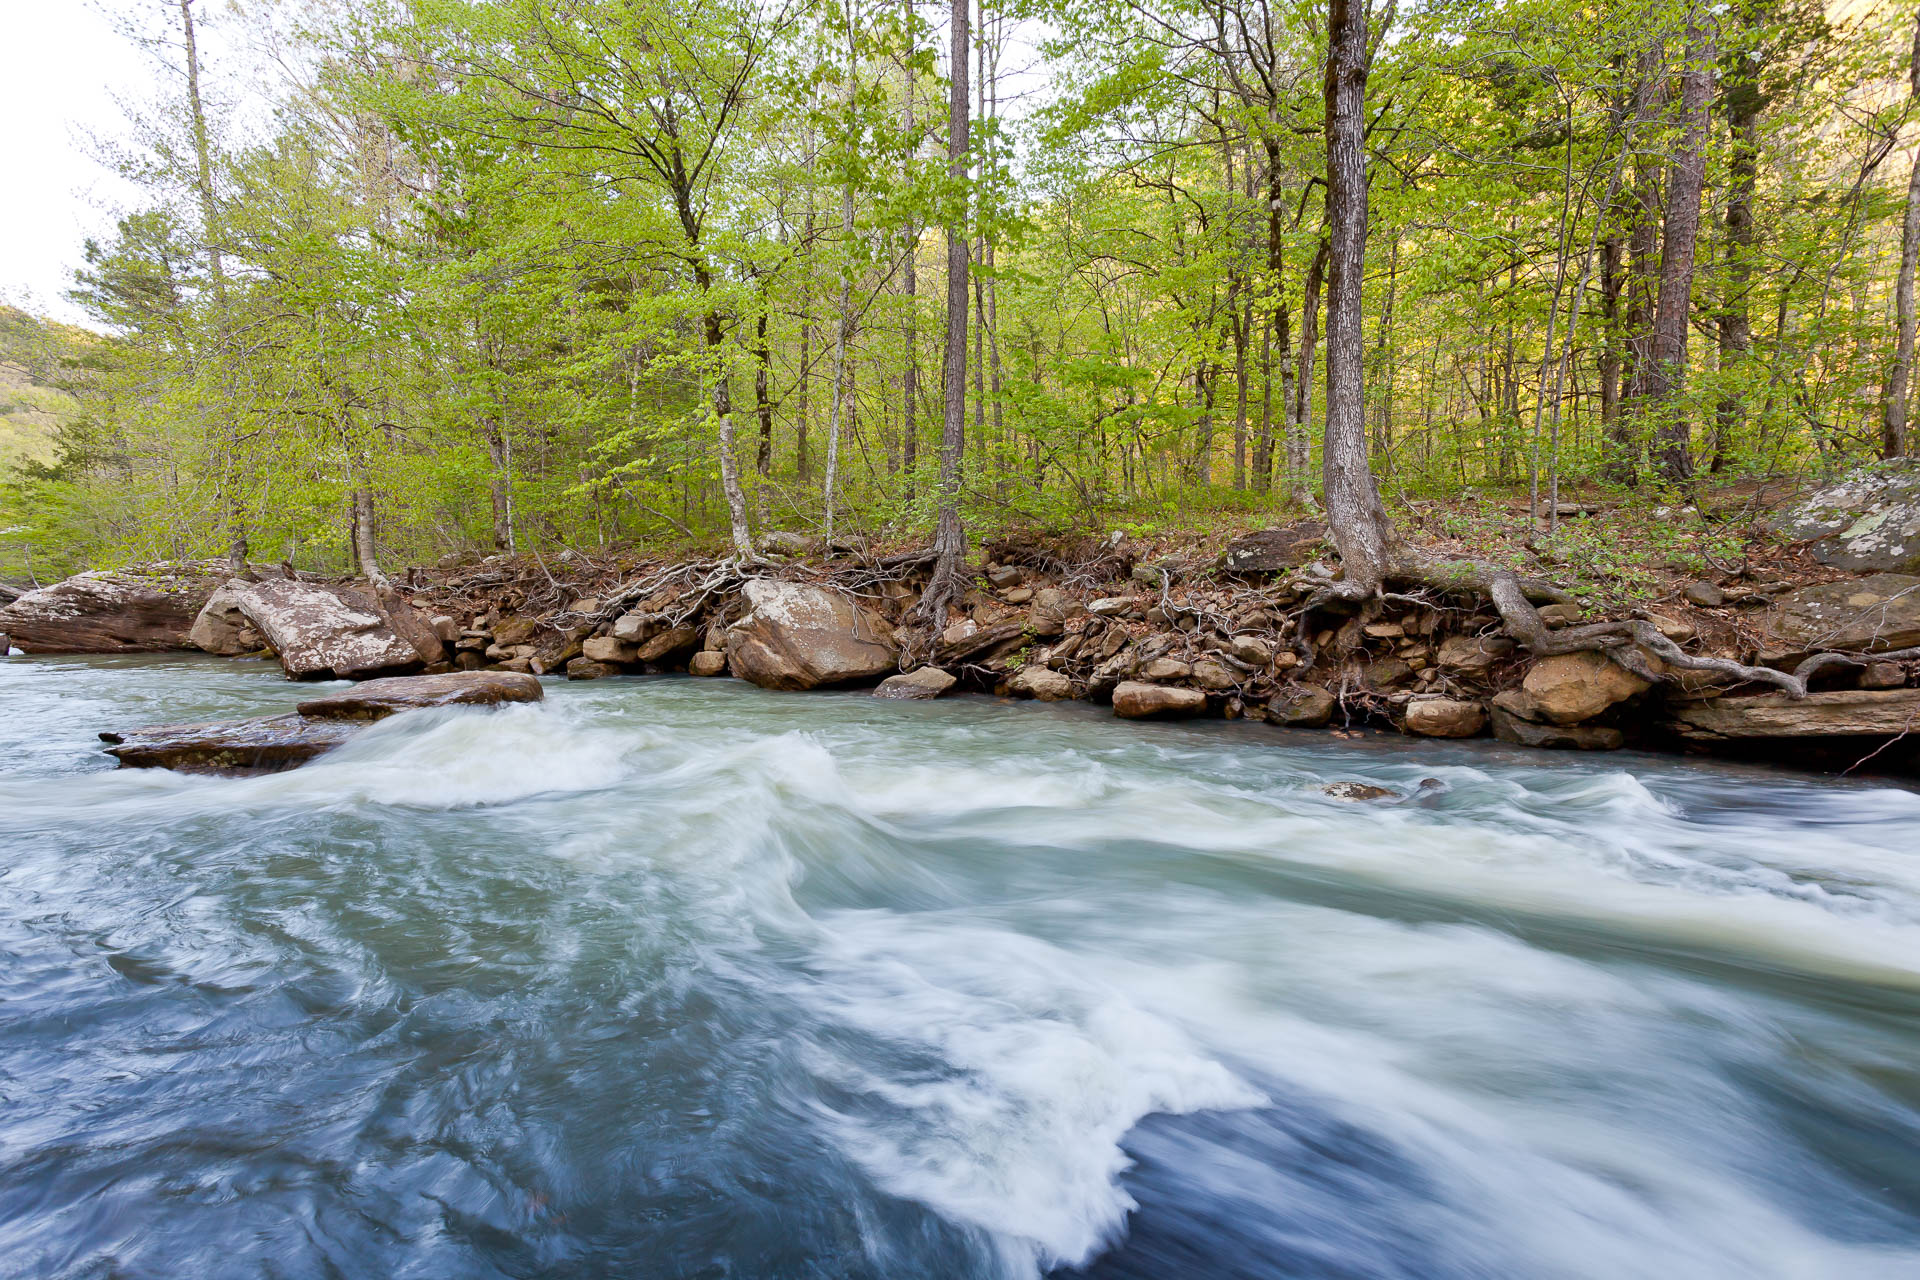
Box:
(1667, 688), (1920, 739)
(101, 714), (361, 775)
(1765, 460), (1920, 572)
(295, 670), (544, 720)
(1760, 574), (1920, 665)
(0, 566), (221, 653)
(1218, 521), (1327, 576)
(219, 578), (442, 680)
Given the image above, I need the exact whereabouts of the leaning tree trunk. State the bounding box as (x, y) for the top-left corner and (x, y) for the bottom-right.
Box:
(1885, 14), (1920, 458)
(1639, 18), (1714, 485)
(922, 0), (970, 624)
(351, 487), (388, 589)
(1321, 0), (1395, 589)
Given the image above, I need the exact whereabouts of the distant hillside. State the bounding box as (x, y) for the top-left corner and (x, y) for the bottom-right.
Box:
(0, 306), (92, 478)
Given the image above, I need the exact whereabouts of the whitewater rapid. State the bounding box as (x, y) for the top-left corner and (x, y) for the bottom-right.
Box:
(2, 655), (1918, 1279)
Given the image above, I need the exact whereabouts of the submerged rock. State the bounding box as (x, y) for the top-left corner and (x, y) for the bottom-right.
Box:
(1322, 781), (1397, 801)
(875, 667), (955, 700)
(725, 579), (897, 690)
(0, 566), (221, 654)
(101, 714), (360, 775)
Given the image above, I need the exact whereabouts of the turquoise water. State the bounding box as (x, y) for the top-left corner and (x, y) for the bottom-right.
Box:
(3, 655), (1919, 1278)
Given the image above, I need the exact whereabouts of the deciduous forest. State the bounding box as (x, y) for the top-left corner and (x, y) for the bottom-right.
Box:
(4, 0), (1917, 588)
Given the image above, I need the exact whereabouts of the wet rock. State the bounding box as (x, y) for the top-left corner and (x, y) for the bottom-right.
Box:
(1489, 699), (1624, 750)
(454, 651), (486, 671)
(1683, 581), (1726, 608)
(1404, 698), (1487, 738)
(1759, 574), (1920, 665)
(1192, 658), (1238, 691)
(1520, 651), (1651, 725)
(226, 578), (440, 680)
(1218, 522), (1326, 576)
(1112, 681), (1207, 719)
(688, 651), (728, 677)
(1009, 666), (1073, 701)
(0, 631), (10, 654)
(1764, 460), (1920, 572)
(566, 659), (620, 680)
(1322, 781), (1397, 801)
(0, 565), (222, 654)
(725, 580), (898, 690)
(101, 714), (360, 775)
(874, 667), (955, 700)
(1437, 633), (1514, 676)
(1666, 687), (1920, 739)
(1268, 685), (1336, 727)
(294, 670), (545, 720)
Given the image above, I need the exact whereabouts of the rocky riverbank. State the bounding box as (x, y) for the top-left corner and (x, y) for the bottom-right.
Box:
(8, 463), (1920, 778)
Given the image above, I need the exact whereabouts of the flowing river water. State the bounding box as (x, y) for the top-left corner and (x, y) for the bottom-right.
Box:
(4, 655), (1920, 1279)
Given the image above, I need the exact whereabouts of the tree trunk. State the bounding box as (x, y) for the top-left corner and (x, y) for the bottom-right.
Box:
(1885, 15), (1920, 458)
(1715, 81), (1758, 471)
(352, 487), (388, 588)
(1321, 0), (1394, 588)
(1637, 18), (1715, 484)
(926, 0), (970, 617)
(1599, 234), (1622, 438)
(755, 304), (775, 476)
(1611, 45), (1666, 487)
(902, 1), (919, 498)
(1290, 236), (1329, 507)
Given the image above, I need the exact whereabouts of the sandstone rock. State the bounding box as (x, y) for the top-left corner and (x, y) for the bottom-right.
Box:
(725, 579), (898, 690)
(1112, 680), (1206, 719)
(635, 626), (701, 664)
(1218, 521), (1326, 575)
(492, 616), (540, 646)
(1404, 698), (1487, 738)
(1004, 586), (1034, 604)
(1009, 666), (1074, 701)
(1088, 597), (1135, 616)
(430, 615), (460, 644)
(1520, 650), (1650, 725)
(0, 566), (222, 654)
(0, 631), (11, 655)
(612, 612), (660, 644)
(759, 531), (816, 557)
(1643, 611), (1696, 643)
(527, 632), (583, 676)
(1363, 657), (1414, 691)
(566, 659), (619, 680)
(1363, 621), (1404, 639)
(1764, 460), (1920, 572)
(875, 666), (956, 699)
(1192, 658), (1237, 691)
(1269, 685), (1335, 727)
(1437, 633), (1514, 675)
(1537, 602), (1582, 627)
(1140, 656), (1192, 681)
(454, 651), (486, 671)
(189, 582), (268, 656)
(226, 579), (432, 680)
(1323, 781), (1397, 801)
(1861, 661), (1907, 690)
(1230, 635), (1274, 665)
(496, 657), (535, 673)
(1489, 702), (1624, 750)
(582, 635), (635, 664)
(295, 670), (544, 720)
(1760, 574), (1920, 664)
(100, 714), (359, 775)
(1683, 581), (1726, 608)
(688, 651), (729, 677)
(940, 618), (979, 648)
(987, 564), (1024, 587)
(1666, 687), (1920, 739)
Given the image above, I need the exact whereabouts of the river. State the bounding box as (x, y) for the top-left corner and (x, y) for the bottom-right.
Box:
(3, 655), (1919, 1279)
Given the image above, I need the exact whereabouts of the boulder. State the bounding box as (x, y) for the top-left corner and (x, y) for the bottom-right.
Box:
(612, 612), (660, 644)
(1139, 656), (1192, 681)
(430, 614), (460, 644)
(1230, 635), (1274, 666)
(1192, 658), (1238, 691)
(1489, 700), (1624, 750)
(293, 670), (544, 720)
(1030, 588), (1085, 636)
(634, 626), (700, 664)
(1759, 574), (1920, 665)
(1520, 650), (1650, 725)
(1112, 680), (1207, 719)
(0, 631), (10, 655)
(189, 582), (268, 656)
(1683, 581), (1726, 608)
(688, 651), (729, 677)
(222, 578), (441, 680)
(1009, 665), (1073, 701)
(1323, 781), (1397, 801)
(1088, 597), (1136, 617)
(1764, 460), (1920, 572)
(1269, 685), (1336, 727)
(581, 635), (635, 664)
(1666, 688), (1920, 739)
(725, 579), (898, 690)
(566, 659), (620, 680)
(1437, 633), (1514, 676)
(100, 714), (360, 775)
(1218, 521), (1326, 575)
(1363, 657), (1415, 691)
(0, 566), (222, 653)
(1404, 698), (1487, 738)
(875, 667), (956, 700)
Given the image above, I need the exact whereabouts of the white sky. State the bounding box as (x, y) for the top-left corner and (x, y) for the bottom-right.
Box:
(0, 1), (159, 325)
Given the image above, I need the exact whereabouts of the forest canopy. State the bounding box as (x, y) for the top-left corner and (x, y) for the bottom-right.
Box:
(4, 0), (1918, 583)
